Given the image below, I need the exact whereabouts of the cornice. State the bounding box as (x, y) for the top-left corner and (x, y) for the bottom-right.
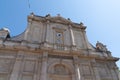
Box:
(27, 14), (86, 30)
(0, 39), (119, 62)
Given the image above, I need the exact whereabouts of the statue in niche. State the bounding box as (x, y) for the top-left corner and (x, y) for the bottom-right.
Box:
(96, 41), (108, 52)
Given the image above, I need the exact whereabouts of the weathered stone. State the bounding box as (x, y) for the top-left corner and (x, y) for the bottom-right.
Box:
(0, 14), (119, 80)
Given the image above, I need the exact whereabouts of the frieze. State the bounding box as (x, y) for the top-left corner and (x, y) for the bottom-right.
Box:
(48, 54), (73, 60)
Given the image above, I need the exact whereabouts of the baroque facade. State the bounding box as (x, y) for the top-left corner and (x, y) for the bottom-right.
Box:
(0, 13), (119, 80)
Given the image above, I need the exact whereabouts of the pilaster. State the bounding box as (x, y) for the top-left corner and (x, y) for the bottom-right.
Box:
(33, 59), (39, 80)
(9, 51), (24, 80)
(73, 56), (81, 80)
(43, 20), (50, 48)
(69, 25), (76, 50)
(40, 52), (48, 80)
(45, 20), (50, 43)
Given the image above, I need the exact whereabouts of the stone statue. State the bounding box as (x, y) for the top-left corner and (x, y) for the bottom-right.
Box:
(96, 41), (108, 52)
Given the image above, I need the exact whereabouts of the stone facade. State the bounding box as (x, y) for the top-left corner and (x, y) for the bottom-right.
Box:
(0, 13), (119, 80)
(119, 70), (120, 79)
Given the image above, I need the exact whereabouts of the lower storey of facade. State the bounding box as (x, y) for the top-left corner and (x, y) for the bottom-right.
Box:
(0, 50), (119, 80)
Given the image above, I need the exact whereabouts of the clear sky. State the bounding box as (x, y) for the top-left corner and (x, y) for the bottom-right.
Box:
(0, 0), (120, 68)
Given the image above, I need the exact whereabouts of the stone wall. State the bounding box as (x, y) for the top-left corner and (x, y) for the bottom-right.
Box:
(0, 14), (119, 80)
(0, 50), (119, 80)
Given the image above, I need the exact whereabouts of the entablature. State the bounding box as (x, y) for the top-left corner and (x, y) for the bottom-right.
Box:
(0, 39), (119, 62)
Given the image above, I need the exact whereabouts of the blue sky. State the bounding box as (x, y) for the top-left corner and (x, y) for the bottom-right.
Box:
(0, 0), (120, 68)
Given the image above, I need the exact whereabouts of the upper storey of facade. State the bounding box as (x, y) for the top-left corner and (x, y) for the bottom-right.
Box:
(0, 13), (119, 61)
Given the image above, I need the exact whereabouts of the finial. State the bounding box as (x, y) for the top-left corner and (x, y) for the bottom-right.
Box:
(80, 22), (84, 26)
(97, 41), (99, 43)
(67, 18), (71, 21)
(30, 12), (34, 16)
(57, 14), (61, 17)
(46, 14), (51, 17)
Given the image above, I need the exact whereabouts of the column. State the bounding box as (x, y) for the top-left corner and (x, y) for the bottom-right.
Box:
(40, 52), (48, 80)
(9, 51), (24, 80)
(73, 56), (80, 80)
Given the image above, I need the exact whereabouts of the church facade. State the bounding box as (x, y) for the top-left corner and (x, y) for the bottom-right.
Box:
(0, 13), (119, 80)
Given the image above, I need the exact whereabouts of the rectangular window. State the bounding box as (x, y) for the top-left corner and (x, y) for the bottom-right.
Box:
(56, 32), (63, 44)
(55, 32), (64, 50)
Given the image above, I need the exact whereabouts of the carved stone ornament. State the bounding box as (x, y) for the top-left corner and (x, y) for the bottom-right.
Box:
(96, 41), (108, 52)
